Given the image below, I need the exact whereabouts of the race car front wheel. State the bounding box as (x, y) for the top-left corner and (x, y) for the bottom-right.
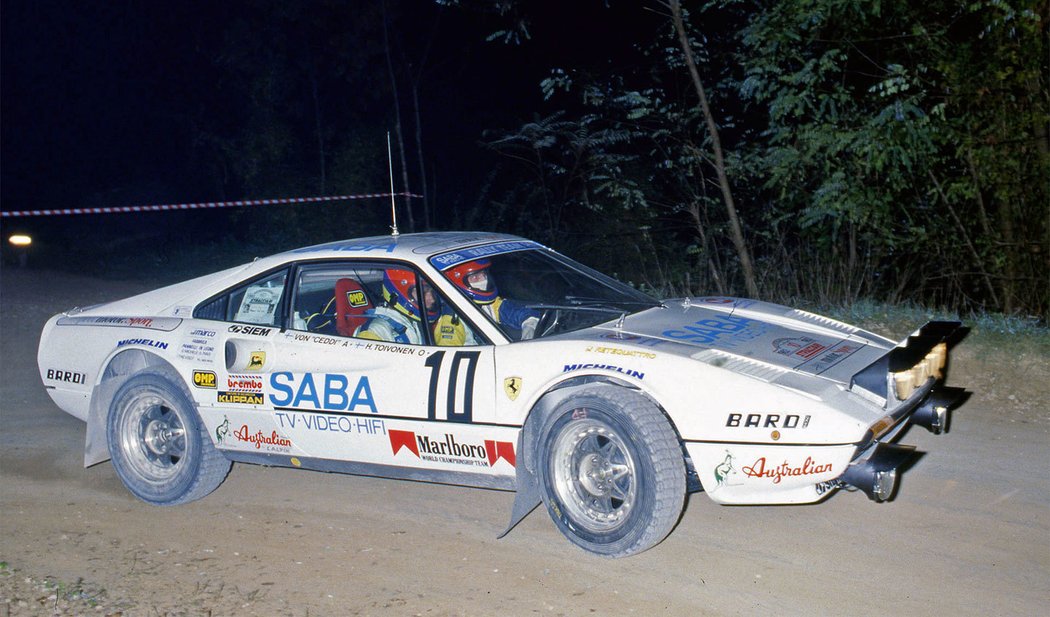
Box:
(538, 385), (685, 557)
(107, 372), (230, 505)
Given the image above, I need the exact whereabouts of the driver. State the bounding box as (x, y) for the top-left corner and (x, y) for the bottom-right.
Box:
(445, 259), (539, 339)
(356, 268), (471, 346)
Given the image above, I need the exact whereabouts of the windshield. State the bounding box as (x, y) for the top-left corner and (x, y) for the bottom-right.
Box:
(431, 242), (660, 341)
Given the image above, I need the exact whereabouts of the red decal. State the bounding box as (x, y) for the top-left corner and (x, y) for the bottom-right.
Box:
(389, 430), (419, 457)
(484, 440), (516, 467)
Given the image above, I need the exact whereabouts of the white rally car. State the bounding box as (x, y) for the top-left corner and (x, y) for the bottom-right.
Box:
(38, 232), (966, 557)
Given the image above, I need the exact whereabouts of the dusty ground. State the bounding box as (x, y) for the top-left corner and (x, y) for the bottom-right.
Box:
(1, 265), (1048, 616)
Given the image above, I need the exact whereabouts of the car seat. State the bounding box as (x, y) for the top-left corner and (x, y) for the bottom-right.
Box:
(334, 278), (374, 337)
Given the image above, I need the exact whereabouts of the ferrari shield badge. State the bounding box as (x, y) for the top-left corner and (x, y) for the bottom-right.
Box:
(503, 376), (522, 401)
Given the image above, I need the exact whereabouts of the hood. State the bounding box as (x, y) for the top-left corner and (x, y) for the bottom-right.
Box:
(592, 297), (895, 385)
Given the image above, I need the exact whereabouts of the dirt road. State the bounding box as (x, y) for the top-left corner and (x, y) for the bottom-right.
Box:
(2, 266), (1047, 616)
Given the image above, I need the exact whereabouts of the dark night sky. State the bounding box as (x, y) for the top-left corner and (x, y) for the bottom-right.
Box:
(1, 1), (663, 220)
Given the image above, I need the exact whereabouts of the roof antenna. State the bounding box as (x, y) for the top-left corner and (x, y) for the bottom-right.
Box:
(387, 131), (400, 237)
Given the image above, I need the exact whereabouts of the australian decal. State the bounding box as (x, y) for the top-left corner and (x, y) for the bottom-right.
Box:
(232, 424), (292, 452)
(389, 430), (515, 468)
(45, 369), (86, 384)
(269, 372), (377, 413)
(192, 370), (217, 388)
(563, 363), (644, 379)
(741, 456), (833, 484)
(218, 391), (264, 404)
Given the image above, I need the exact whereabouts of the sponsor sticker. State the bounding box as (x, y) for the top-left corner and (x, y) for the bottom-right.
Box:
(192, 370), (217, 388)
(389, 430), (515, 468)
(228, 325), (273, 337)
(269, 372), (377, 413)
(503, 377), (522, 401)
(218, 391), (265, 405)
(45, 369), (86, 384)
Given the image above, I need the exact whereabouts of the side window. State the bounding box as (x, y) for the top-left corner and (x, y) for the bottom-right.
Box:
(290, 262), (485, 347)
(194, 269), (288, 327)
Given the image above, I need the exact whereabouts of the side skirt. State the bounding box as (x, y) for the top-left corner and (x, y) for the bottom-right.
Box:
(222, 451), (517, 491)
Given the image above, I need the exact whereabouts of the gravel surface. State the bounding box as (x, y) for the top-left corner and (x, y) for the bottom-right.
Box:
(2, 266), (1048, 616)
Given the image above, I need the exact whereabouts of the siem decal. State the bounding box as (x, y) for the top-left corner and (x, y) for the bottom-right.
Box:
(269, 372), (377, 413)
(389, 430), (515, 468)
(228, 325), (272, 336)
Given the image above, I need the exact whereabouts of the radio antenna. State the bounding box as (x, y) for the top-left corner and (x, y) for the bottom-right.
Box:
(387, 132), (400, 237)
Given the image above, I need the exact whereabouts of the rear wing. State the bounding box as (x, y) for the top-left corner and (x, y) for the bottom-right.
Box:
(850, 321), (968, 405)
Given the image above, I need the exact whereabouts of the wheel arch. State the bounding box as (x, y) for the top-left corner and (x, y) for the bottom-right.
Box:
(84, 349), (187, 467)
(500, 374), (694, 539)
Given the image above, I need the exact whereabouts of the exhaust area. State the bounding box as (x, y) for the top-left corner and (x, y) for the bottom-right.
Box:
(840, 443), (917, 502)
(912, 386), (967, 434)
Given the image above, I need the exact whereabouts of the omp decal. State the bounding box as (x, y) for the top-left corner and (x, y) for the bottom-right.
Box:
(45, 369), (86, 384)
(275, 412), (386, 435)
(662, 314), (767, 347)
(228, 325), (272, 336)
(346, 290), (368, 307)
(741, 457), (833, 484)
(269, 372), (377, 413)
(117, 338), (169, 350)
(388, 430), (515, 468)
(192, 370), (217, 388)
(218, 391), (264, 404)
(563, 363), (645, 379)
(726, 413), (811, 429)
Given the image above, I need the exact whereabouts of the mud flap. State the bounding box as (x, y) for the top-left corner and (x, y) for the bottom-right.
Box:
(498, 456), (541, 539)
(84, 379), (119, 467)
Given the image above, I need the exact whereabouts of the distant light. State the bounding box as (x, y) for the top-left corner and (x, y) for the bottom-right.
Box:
(9, 234), (32, 247)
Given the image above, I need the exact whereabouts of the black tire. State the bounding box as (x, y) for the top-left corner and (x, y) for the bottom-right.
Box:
(538, 386), (685, 557)
(107, 372), (231, 505)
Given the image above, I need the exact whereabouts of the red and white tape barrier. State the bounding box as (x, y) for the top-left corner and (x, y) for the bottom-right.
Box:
(1, 192), (421, 218)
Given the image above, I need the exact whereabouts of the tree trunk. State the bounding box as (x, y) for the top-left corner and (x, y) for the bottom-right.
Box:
(669, 0), (759, 298)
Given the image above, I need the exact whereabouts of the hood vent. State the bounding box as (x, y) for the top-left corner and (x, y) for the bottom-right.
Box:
(787, 310), (859, 335)
(690, 349), (789, 383)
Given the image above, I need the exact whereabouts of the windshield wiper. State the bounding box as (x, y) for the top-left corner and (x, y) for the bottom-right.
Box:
(563, 295), (662, 309)
(526, 303), (625, 315)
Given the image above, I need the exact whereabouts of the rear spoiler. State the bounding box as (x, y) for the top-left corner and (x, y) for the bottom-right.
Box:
(851, 321), (968, 403)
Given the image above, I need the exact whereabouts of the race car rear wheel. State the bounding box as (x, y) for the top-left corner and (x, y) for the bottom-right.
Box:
(538, 386), (685, 557)
(107, 372), (230, 505)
